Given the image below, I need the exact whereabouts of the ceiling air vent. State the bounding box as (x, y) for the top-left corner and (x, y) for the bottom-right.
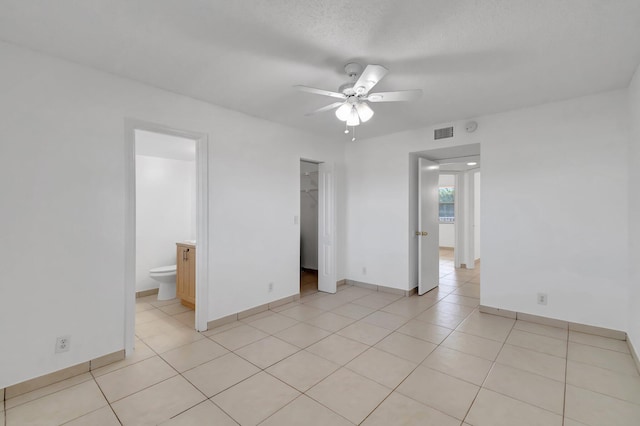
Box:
(434, 126), (454, 140)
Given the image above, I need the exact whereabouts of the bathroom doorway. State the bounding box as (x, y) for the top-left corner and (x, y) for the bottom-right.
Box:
(125, 120), (209, 355)
(300, 160), (319, 296)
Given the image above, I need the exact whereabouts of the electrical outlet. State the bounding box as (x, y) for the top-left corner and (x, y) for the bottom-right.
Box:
(537, 293), (548, 305)
(362, 267), (367, 275)
(55, 336), (71, 353)
(268, 282), (274, 292)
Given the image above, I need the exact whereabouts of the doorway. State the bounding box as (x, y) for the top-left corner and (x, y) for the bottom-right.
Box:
(124, 120), (209, 355)
(410, 144), (481, 295)
(300, 160), (319, 296)
(438, 173), (456, 277)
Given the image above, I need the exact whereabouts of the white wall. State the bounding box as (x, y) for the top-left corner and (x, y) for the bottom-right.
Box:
(628, 63), (640, 350)
(439, 224), (455, 248)
(474, 171), (481, 260)
(346, 90), (630, 332)
(438, 174), (456, 248)
(0, 41), (344, 388)
(135, 155), (195, 291)
(300, 161), (318, 270)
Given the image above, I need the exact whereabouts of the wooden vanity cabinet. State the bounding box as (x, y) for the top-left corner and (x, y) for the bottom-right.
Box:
(176, 243), (196, 309)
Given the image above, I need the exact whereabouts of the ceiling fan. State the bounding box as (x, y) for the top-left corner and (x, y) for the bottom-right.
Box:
(294, 62), (422, 134)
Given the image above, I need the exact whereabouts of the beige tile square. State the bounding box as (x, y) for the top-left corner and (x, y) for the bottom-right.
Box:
(304, 311), (355, 332)
(430, 303), (474, 319)
(453, 283), (480, 298)
(569, 331), (631, 353)
(397, 319), (453, 344)
(182, 352), (260, 397)
(209, 324), (269, 350)
(496, 344), (566, 381)
(246, 313), (298, 334)
(172, 310), (195, 328)
(306, 334), (369, 365)
(380, 297), (433, 318)
(278, 304), (325, 321)
(135, 308), (170, 325)
(566, 360), (640, 405)
(568, 342), (638, 375)
(304, 294), (348, 310)
(160, 338), (228, 372)
(159, 401), (236, 425)
(456, 311), (515, 342)
(484, 363), (565, 414)
(331, 302), (376, 320)
(5, 373), (93, 410)
(346, 347), (417, 389)
(307, 368), (391, 424)
(565, 384), (640, 426)
(361, 310), (408, 330)
(352, 293), (401, 310)
(274, 323), (331, 348)
(375, 332), (437, 363)
(201, 320), (242, 337)
(396, 366), (479, 420)
(266, 350), (339, 392)
(259, 395), (353, 426)
(111, 376), (205, 426)
(422, 346), (492, 385)
(414, 308), (467, 329)
(159, 303), (192, 316)
(506, 329), (567, 358)
(362, 392), (460, 426)
(513, 320), (568, 340)
(95, 356), (176, 402)
(91, 340), (156, 377)
(441, 331), (503, 361)
(136, 302), (154, 313)
(6, 380), (107, 426)
(466, 389), (562, 426)
(212, 372), (300, 426)
(337, 320), (393, 345)
(64, 406), (120, 426)
(142, 326), (205, 354)
(150, 297), (181, 308)
(441, 294), (479, 307)
(235, 336), (300, 368)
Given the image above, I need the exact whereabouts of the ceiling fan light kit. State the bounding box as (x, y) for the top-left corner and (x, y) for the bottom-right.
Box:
(295, 62), (423, 139)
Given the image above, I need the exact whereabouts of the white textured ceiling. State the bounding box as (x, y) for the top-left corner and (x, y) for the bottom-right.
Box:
(1, 1), (640, 140)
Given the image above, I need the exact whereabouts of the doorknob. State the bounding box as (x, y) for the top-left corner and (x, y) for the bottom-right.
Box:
(415, 231), (421, 236)
(422, 232), (428, 236)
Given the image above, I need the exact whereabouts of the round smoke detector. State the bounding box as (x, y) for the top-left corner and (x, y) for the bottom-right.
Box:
(465, 121), (478, 133)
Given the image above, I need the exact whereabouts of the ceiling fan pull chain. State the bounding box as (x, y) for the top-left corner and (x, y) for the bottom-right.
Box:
(352, 126), (356, 142)
(344, 121), (349, 134)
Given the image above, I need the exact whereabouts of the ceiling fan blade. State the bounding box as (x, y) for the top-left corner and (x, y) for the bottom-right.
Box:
(353, 65), (389, 94)
(294, 85), (346, 99)
(366, 89), (423, 102)
(304, 101), (345, 116)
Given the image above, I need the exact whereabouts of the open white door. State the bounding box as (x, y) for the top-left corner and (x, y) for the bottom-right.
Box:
(318, 162), (336, 293)
(418, 158), (439, 295)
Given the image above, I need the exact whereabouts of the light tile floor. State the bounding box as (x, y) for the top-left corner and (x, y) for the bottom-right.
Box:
(4, 256), (640, 425)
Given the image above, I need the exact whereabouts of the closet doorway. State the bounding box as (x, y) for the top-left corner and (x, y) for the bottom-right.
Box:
(300, 160), (319, 296)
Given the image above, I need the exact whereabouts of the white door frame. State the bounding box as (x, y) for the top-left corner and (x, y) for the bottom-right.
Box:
(124, 119), (210, 355)
(301, 158), (337, 294)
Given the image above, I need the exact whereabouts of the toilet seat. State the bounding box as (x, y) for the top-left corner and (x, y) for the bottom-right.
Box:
(149, 265), (176, 276)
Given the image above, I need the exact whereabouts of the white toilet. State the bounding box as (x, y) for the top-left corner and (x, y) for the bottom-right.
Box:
(149, 265), (177, 300)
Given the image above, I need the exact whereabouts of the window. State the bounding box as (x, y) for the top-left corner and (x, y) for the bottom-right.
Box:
(439, 187), (455, 222)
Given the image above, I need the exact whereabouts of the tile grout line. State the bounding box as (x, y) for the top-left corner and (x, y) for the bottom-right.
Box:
(460, 313), (517, 424)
